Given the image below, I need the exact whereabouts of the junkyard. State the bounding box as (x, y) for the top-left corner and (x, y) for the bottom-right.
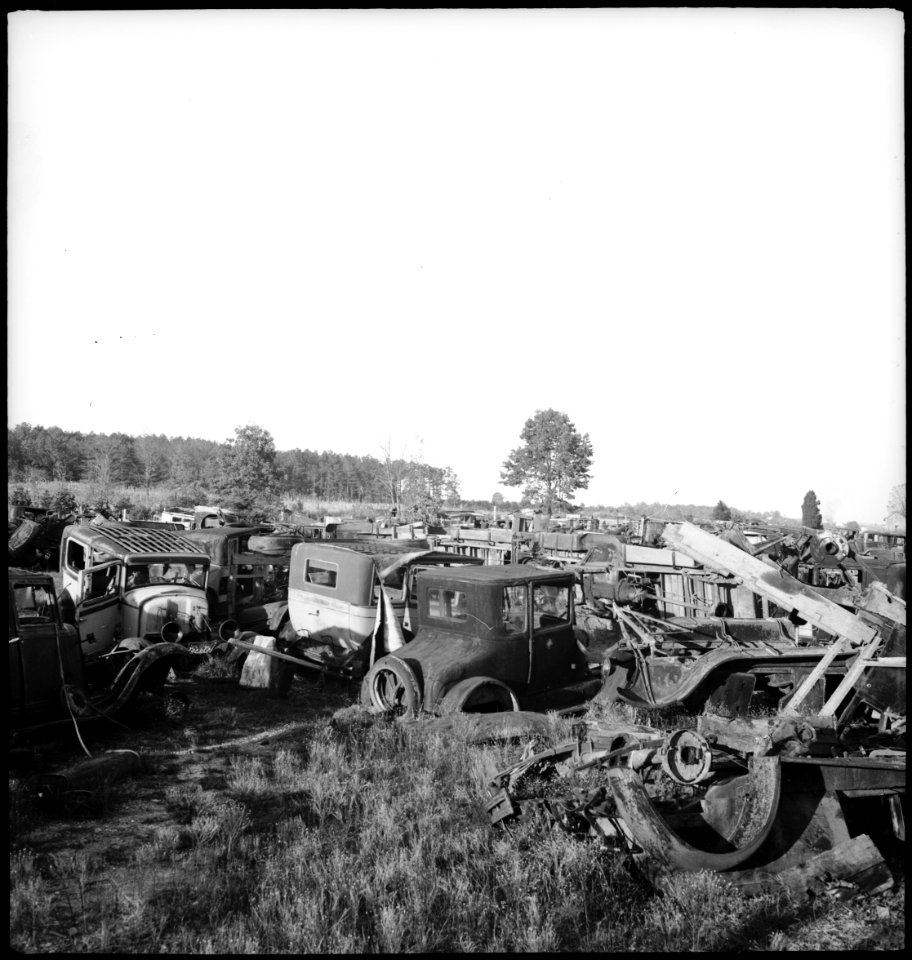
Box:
(9, 8), (905, 955)
(9, 499), (906, 952)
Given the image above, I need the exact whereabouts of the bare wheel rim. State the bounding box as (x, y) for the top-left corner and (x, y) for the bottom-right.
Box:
(373, 669), (407, 711)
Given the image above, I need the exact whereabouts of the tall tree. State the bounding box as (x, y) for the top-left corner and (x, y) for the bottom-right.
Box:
(86, 433), (137, 497)
(213, 424), (282, 513)
(801, 490), (823, 530)
(500, 409), (593, 517)
(133, 434), (169, 496)
(712, 500), (732, 521)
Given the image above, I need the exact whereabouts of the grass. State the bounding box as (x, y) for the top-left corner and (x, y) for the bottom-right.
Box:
(9, 479), (389, 522)
(9, 695), (905, 953)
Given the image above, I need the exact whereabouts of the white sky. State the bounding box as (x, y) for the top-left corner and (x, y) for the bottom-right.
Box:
(8, 9), (906, 524)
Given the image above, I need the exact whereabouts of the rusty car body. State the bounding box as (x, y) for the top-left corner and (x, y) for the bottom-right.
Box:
(58, 520), (211, 658)
(223, 540), (482, 679)
(361, 565), (601, 717)
(9, 567), (190, 738)
(181, 526), (295, 625)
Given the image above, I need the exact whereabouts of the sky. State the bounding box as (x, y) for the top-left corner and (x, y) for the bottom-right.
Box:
(8, 9), (905, 525)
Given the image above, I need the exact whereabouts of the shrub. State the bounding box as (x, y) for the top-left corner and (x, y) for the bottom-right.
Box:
(9, 485), (32, 506)
(50, 489), (79, 515)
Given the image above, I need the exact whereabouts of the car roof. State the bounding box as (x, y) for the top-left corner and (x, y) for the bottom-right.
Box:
(298, 540), (430, 558)
(65, 521), (209, 559)
(417, 564), (573, 585)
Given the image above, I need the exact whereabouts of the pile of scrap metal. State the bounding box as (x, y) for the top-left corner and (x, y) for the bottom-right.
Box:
(485, 523), (905, 897)
(569, 523), (902, 624)
(568, 522), (903, 712)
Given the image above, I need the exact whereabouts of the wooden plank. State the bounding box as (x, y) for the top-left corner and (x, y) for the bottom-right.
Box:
(780, 636), (855, 713)
(664, 523), (877, 646)
(817, 649), (903, 717)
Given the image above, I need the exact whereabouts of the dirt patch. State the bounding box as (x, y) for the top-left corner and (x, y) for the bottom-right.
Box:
(10, 670), (355, 903)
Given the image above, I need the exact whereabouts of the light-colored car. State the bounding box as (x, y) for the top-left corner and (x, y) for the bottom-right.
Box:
(58, 520), (211, 658)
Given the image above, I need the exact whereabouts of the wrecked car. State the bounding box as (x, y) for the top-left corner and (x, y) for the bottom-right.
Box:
(486, 573), (905, 898)
(589, 522), (886, 712)
(360, 565), (601, 717)
(181, 525), (297, 624)
(222, 540), (482, 678)
(9, 567), (190, 738)
(157, 505), (241, 530)
(58, 520), (211, 657)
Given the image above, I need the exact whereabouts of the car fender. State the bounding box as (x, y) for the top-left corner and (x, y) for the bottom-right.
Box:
(437, 676), (520, 715)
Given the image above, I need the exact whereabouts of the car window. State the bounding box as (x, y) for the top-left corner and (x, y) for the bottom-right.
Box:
(532, 583), (571, 629)
(84, 565), (119, 602)
(502, 585), (527, 634)
(306, 559), (338, 588)
(66, 540), (86, 571)
(426, 588), (467, 622)
(13, 582), (58, 624)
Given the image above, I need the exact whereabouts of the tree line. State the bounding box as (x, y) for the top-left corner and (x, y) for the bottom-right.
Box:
(7, 422), (460, 509)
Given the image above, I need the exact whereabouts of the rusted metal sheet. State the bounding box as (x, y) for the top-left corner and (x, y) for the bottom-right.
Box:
(733, 834), (892, 899)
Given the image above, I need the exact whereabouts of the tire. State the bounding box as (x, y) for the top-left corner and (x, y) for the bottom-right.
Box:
(248, 535), (301, 556)
(362, 656), (423, 718)
(9, 519), (42, 561)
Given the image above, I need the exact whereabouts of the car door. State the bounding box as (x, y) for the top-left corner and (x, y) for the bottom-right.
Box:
(528, 581), (577, 690)
(495, 583), (532, 689)
(75, 560), (122, 658)
(293, 556), (354, 651)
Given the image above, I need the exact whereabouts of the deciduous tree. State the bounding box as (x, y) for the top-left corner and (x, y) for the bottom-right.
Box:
(500, 410), (593, 518)
(133, 434), (169, 496)
(214, 424), (282, 513)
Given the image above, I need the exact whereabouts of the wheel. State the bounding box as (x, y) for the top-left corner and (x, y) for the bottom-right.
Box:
(8, 519), (42, 561)
(363, 656), (422, 718)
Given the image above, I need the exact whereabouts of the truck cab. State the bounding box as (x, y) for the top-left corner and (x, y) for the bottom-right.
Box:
(59, 521), (211, 658)
(361, 566), (596, 717)
(182, 526), (291, 621)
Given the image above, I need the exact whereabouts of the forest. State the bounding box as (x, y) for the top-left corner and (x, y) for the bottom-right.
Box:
(7, 422), (802, 526)
(7, 423), (458, 507)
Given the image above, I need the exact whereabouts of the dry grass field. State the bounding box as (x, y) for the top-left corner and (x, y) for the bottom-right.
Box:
(10, 479), (388, 523)
(9, 667), (905, 954)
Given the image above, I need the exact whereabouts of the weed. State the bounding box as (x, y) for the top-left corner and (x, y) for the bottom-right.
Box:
(226, 755), (271, 796)
(10, 849), (54, 950)
(10, 694), (905, 953)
